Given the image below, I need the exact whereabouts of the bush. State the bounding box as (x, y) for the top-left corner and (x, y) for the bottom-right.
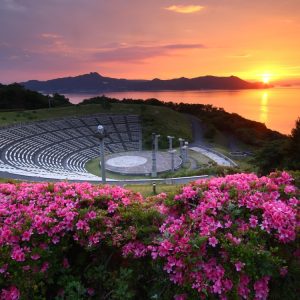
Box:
(0, 173), (299, 299)
(151, 171), (299, 299)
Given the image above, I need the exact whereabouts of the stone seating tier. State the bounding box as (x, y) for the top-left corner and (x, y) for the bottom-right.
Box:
(0, 114), (141, 180)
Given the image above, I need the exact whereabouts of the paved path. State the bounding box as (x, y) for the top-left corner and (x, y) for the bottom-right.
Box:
(187, 114), (207, 147)
(190, 147), (233, 167)
(186, 115), (237, 167)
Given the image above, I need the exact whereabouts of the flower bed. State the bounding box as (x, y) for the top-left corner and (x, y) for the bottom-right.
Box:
(0, 172), (299, 299)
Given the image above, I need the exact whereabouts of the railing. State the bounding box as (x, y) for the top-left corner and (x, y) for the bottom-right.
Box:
(106, 175), (209, 186)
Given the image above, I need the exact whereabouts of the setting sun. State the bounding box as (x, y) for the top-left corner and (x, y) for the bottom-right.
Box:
(262, 73), (271, 84)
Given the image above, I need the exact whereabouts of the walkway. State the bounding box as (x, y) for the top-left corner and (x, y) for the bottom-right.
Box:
(187, 115), (237, 167)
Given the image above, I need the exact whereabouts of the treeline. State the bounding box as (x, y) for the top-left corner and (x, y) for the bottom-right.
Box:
(81, 95), (284, 146)
(253, 118), (300, 174)
(0, 83), (71, 110)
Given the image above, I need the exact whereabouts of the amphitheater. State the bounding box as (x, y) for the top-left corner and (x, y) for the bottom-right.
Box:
(0, 114), (142, 181)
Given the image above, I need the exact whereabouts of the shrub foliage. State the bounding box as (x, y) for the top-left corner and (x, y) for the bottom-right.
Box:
(0, 173), (299, 299)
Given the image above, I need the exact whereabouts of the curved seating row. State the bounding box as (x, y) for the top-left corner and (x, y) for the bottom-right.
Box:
(0, 114), (142, 180)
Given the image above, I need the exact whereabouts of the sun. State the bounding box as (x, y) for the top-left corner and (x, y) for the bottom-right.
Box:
(262, 73), (271, 84)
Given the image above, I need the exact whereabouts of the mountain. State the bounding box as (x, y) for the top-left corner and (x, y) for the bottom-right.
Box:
(21, 72), (271, 93)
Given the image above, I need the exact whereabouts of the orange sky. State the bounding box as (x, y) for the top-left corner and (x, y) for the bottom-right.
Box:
(0, 0), (300, 83)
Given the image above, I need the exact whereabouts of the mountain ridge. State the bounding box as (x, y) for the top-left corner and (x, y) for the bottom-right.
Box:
(21, 72), (271, 93)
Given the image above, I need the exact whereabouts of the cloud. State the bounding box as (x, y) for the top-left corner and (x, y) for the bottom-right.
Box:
(227, 53), (251, 58)
(164, 43), (205, 49)
(38, 33), (73, 54)
(93, 43), (205, 63)
(41, 33), (63, 39)
(165, 5), (204, 14)
(0, 0), (26, 11)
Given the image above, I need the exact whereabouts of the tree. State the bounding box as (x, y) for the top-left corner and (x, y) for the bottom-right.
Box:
(253, 139), (289, 174)
(287, 117), (300, 169)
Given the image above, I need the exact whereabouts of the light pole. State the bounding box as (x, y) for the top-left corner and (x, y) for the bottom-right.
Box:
(155, 134), (160, 152)
(167, 136), (174, 151)
(182, 145), (188, 164)
(95, 125), (107, 183)
(152, 133), (160, 177)
(168, 149), (176, 172)
(151, 133), (156, 177)
(184, 141), (189, 163)
(178, 138), (185, 158)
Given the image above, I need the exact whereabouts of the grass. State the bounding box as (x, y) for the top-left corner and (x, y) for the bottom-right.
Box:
(0, 178), (19, 183)
(188, 149), (212, 166)
(124, 183), (180, 197)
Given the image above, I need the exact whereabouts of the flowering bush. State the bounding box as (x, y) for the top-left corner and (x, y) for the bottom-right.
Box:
(0, 172), (299, 299)
(0, 182), (161, 299)
(150, 172), (299, 299)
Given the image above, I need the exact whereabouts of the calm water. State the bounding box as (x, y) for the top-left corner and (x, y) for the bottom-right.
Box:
(65, 87), (300, 135)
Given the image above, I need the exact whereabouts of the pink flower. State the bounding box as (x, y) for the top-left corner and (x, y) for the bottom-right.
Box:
(284, 185), (296, 194)
(87, 288), (95, 296)
(40, 262), (49, 273)
(86, 211), (97, 220)
(22, 230), (32, 241)
(208, 236), (218, 247)
(254, 276), (270, 300)
(62, 258), (70, 269)
(107, 200), (119, 213)
(11, 248), (25, 262)
(0, 286), (20, 300)
(249, 215), (258, 228)
(235, 261), (245, 272)
(52, 236), (60, 244)
(0, 264), (8, 274)
(31, 254), (40, 260)
(238, 274), (250, 299)
(280, 267), (288, 277)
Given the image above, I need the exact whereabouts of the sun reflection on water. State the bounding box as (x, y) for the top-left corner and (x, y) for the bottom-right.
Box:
(260, 91), (269, 124)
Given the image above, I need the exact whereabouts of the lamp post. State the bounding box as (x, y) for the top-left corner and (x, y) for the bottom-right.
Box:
(167, 136), (174, 151)
(151, 133), (156, 177)
(152, 133), (160, 177)
(182, 145), (188, 164)
(178, 138), (185, 158)
(95, 125), (107, 183)
(168, 149), (176, 172)
(184, 141), (189, 163)
(155, 134), (160, 152)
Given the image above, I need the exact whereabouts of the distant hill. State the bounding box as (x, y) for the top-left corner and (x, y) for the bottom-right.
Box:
(21, 72), (271, 93)
(0, 83), (71, 110)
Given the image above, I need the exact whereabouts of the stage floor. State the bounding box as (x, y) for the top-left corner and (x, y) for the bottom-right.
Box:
(105, 151), (182, 175)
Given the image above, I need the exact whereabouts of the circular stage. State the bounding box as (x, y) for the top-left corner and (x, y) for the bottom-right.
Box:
(105, 151), (182, 175)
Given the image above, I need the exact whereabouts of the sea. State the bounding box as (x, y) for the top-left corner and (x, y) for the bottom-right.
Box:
(64, 87), (300, 135)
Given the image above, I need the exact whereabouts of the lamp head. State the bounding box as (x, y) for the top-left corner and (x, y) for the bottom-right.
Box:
(97, 125), (104, 134)
(95, 124), (107, 139)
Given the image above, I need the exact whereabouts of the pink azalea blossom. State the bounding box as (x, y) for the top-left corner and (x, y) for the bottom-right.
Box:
(235, 261), (245, 271)
(208, 236), (219, 247)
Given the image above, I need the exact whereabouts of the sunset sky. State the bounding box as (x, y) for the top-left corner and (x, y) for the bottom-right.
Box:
(1, 0), (300, 83)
